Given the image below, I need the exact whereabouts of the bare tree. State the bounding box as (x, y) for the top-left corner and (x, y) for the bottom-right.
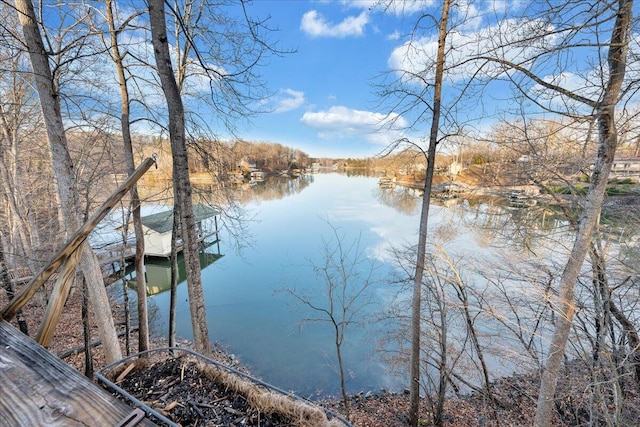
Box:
(147, 0), (283, 353)
(377, 2), (453, 424)
(0, 7), (46, 275)
(103, 0), (149, 354)
(12, 0), (122, 362)
(384, 2), (636, 424)
(386, 239), (511, 426)
(479, 118), (640, 424)
(148, 0), (210, 354)
(285, 221), (378, 420)
(471, 2), (636, 423)
(0, 233), (28, 334)
(416, 249), (452, 427)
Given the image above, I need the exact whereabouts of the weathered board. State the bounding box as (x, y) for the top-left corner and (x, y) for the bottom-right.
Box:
(0, 321), (157, 426)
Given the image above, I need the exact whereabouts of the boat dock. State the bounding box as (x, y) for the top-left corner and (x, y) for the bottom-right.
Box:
(96, 204), (221, 274)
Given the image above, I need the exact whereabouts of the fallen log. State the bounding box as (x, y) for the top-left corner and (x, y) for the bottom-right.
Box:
(57, 326), (138, 360)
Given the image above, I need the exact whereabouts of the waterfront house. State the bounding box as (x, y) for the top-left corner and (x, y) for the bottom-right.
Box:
(250, 170), (266, 183)
(611, 157), (640, 181)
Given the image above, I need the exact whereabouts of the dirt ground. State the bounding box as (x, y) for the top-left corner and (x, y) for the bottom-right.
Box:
(110, 355), (299, 426)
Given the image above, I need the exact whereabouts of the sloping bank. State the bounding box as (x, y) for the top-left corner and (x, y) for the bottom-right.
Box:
(97, 347), (351, 427)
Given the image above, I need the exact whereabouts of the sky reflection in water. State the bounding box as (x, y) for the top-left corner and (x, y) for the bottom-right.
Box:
(146, 172), (519, 398)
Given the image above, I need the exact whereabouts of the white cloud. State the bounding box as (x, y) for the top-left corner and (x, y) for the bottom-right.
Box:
(339, 0), (378, 9)
(388, 18), (557, 84)
(273, 89), (305, 113)
(342, 0), (434, 16)
(300, 10), (369, 38)
(455, 1), (483, 30)
(387, 30), (401, 41)
(454, 0), (527, 31)
(531, 72), (600, 113)
(300, 106), (407, 145)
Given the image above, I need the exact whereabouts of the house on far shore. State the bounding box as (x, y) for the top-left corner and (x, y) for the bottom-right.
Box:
(611, 157), (640, 181)
(141, 204), (220, 257)
(250, 169), (266, 183)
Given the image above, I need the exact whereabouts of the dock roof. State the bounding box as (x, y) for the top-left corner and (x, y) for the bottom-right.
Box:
(141, 204), (220, 234)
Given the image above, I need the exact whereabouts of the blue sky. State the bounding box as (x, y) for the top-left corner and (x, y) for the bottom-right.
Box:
(229, 0), (556, 158)
(223, 1), (640, 160)
(234, 1), (429, 158)
(50, 0), (425, 159)
(27, 1), (639, 159)
(89, 1), (637, 160)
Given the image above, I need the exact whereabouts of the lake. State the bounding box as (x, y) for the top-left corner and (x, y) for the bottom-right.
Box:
(129, 172), (568, 398)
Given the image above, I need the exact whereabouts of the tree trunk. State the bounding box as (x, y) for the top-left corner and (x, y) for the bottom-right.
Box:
(81, 277), (93, 378)
(105, 0), (149, 354)
(409, 1), (450, 425)
(335, 325), (350, 419)
(534, 1), (633, 424)
(13, 0), (122, 363)
(35, 249), (82, 346)
(433, 282), (447, 426)
(591, 243), (640, 382)
(169, 203), (180, 348)
(0, 51), (42, 273)
(148, 0), (211, 354)
(0, 160), (33, 266)
(0, 234), (28, 334)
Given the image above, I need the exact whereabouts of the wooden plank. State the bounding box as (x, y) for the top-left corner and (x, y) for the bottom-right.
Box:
(1, 156), (157, 321)
(35, 250), (82, 347)
(0, 321), (157, 426)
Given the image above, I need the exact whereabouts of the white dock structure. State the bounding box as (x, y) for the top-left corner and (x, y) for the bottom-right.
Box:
(96, 204), (220, 269)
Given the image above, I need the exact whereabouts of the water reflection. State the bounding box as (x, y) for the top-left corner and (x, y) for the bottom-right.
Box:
(243, 175), (314, 202)
(374, 185), (421, 216)
(126, 244), (223, 296)
(139, 174), (315, 209)
(342, 168), (379, 178)
(132, 172), (637, 399)
(372, 181), (572, 253)
(188, 175), (314, 205)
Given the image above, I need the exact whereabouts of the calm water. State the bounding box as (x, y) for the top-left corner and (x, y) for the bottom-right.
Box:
(146, 173), (414, 397)
(138, 172), (557, 397)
